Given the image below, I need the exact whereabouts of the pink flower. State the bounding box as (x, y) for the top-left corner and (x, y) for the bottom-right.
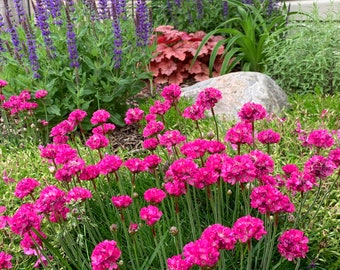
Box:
(238, 102), (267, 122)
(35, 186), (67, 218)
(68, 109), (87, 123)
(159, 130), (186, 150)
(257, 129), (281, 144)
(111, 195), (133, 209)
(79, 165), (100, 181)
(249, 150), (275, 177)
(183, 238), (220, 267)
(221, 154), (257, 185)
(97, 155), (122, 175)
(143, 138), (159, 150)
(250, 185), (295, 214)
(52, 144), (78, 165)
(144, 188), (166, 204)
(180, 139), (208, 159)
(128, 223), (139, 234)
(10, 203), (42, 236)
(307, 129), (334, 149)
(34, 89), (48, 99)
(0, 206), (6, 215)
(196, 87), (222, 110)
(161, 84), (181, 105)
(328, 148), (340, 168)
(200, 224), (237, 250)
(150, 99), (171, 115)
(14, 178), (40, 199)
(50, 120), (75, 137)
(164, 180), (187, 197)
(145, 113), (157, 122)
(282, 164), (299, 176)
(278, 229), (309, 261)
(139, 205), (163, 226)
(124, 107), (144, 125)
(66, 187), (92, 203)
(0, 251), (12, 269)
(233, 215), (267, 243)
(92, 123), (116, 135)
(85, 134), (109, 150)
(167, 254), (192, 270)
(182, 103), (206, 121)
(286, 171), (316, 195)
(225, 122), (253, 145)
(165, 158), (198, 183)
(90, 109), (110, 125)
(304, 155), (336, 179)
(124, 158), (148, 173)
(20, 230), (46, 252)
(206, 140), (226, 154)
(144, 154), (162, 170)
(205, 153), (230, 175)
(91, 240), (121, 270)
(143, 120), (165, 137)
(0, 79), (8, 88)
(190, 167), (219, 189)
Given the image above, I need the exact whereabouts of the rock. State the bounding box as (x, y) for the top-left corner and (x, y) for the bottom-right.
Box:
(181, 71), (289, 121)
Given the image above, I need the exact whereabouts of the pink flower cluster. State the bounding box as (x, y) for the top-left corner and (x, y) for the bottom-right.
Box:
(225, 122), (253, 145)
(90, 109), (110, 125)
(0, 251), (12, 269)
(2, 90), (38, 115)
(14, 178), (40, 199)
(238, 102), (267, 122)
(35, 89), (48, 99)
(161, 84), (181, 105)
(250, 185), (295, 214)
(257, 129), (281, 144)
(144, 188), (166, 204)
(111, 195), (133, 209)
(91, 240), (121, 270)
(232, 215), (267, 243)
(124, 107), (144, 125)
(139, 205), (163, 226)
(196, 87), (222, 110)
(278, 229), (309, 261)
(306, 129), (334, 149)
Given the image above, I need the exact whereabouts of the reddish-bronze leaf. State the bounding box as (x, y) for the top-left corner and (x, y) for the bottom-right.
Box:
(159, 58), (177, 76)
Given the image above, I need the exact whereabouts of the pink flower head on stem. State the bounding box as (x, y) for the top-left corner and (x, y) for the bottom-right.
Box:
(111, 195), (133, 209)
(328, 148), (340, 168)
(14, 178), (40, 199)
(164, 180), (187, 197)
(124, 107), (144, 125)
(92, 123), (116, 135)
(233, 215), (267, 243)
(0, 251), (12, 269)
(238, 102), (267, 122)
(182, 103), (206, 120)
(50, 120), (75, 137)
(250, 185), (295, 214)
(249, 150), (275, 177)
(278, 229), (309, 261)
(66, 187), (92, 203)
(143, 138), (159, 150)
(286, 170), (316, 195)
(161, 84), (181, 105)
(91, 240), (121, 270)
(159, 130), (186, 150)
(68, 109), (87, 123)
(257, 129), (281, 144)
(144, 188), (166, 204)
(167, 254), (192, 270)
(143, 120), (165, 138)
(35, 89), (48, 99)
(97, 154), (122, 175)
(144, 154), (162, 170)
(79, 165), (100, 181)
(304, 155), (336, 179)
(196, 87), (222, 110)
(190, 167), (219, 189)
(10, 203), (42, 236)
(306, 129), (334, 149)
(85, 134), (109, 150)
(180, 139), (208, 159)
(90, 109), (110, 125)
(0, 79), (8, 88)
(165, 158), (198, 183)
(149, 99), (171, 116)
(200, 224), (237, 250)
(225, 122), (253, 145)
(139, 205), (162, 226)
(124, 158), (148, 173)
(183, 238), (220, 267)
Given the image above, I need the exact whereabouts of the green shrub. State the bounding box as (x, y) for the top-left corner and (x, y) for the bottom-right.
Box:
(0, 0), (154, 129)
(264, 7), (340, 95)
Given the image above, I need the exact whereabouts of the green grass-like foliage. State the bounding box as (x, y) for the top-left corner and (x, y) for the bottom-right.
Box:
(264, 6), (340, 95)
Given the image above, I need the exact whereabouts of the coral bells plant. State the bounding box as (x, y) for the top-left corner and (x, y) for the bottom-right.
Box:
(1, 84), (340, 269)
(150, 25), (224, 85)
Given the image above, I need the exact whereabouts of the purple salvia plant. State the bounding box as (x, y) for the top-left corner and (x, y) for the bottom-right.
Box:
(35, 0), (56, 58)
(65, 3), (79, 68)
(82, 0), (99, 21)
(98, 0), (109, 19)
(0, 15), (6, 53)
(111, 3), (122, 68)
(223, 0), (228, 19)
(243, 0), (254, 5)
(22, 20), (40, 79)
(135, 0), (152, 47)
(174, 0), (181, 7)
(48, 0), (63, 25)
(267, 0), (279, 15)
(13, 0), (26, 23)
(196, 0), (203, 19)
(4, 2), (23, 62)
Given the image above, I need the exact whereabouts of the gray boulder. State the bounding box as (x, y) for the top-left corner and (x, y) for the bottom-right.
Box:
(181, 71), (289, 121)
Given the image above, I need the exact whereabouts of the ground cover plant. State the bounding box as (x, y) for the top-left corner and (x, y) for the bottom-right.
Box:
(1, 81), (339, 269)
(0, 0), (153, 129)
